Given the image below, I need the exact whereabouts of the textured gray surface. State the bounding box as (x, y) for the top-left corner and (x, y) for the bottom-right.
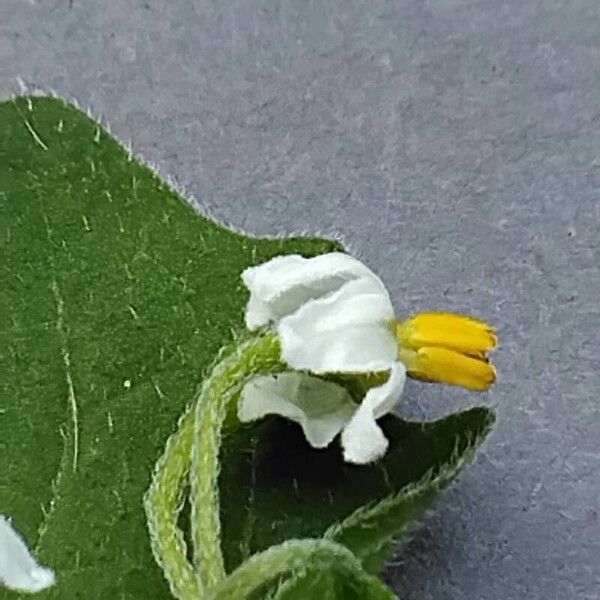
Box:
(3, 1), (600, 598)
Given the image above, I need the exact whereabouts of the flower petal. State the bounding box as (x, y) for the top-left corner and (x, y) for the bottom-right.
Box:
(340, 362), (406, 464)
(238, 372), (357, 448)
(278, 277), (396, 373)
(242, 253), (383, 329)
(0, 516), (55, 593)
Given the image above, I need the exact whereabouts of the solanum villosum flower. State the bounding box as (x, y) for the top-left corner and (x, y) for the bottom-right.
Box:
(238, 253), (496, 464)
(144, 251), (497, 600)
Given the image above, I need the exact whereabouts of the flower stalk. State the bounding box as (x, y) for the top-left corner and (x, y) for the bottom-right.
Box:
(190, 334), (284, 592)
(144, 333), (285, 599)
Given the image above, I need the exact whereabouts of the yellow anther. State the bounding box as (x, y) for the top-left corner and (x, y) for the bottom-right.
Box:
(398, 346), (496, 392)
(395, 312), (497, 391)
(395, 312), (496, 357)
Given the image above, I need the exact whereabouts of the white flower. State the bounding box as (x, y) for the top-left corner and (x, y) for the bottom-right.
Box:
(0, 516), (55, 593)
(239, 253), (406, 464)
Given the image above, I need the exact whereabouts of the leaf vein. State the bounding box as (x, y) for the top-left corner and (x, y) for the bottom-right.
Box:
(51, 278), (80, 473)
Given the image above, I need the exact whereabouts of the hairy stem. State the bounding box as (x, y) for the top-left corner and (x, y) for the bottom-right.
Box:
(212, 538), (398, 600)
(144, 333), (283, 599)
(144, 407), (202, 599)
(190, 333), (284, 592)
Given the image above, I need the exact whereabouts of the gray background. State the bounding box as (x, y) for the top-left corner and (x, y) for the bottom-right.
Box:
(2, 1), (599, 598)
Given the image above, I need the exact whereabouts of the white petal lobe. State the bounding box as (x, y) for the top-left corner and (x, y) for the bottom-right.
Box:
(238, 372), (356, 448)
(242, 253), (385, 329)
(341, 362), (406, 464)
(0, 516), (55, 593)
(278, 277), (396, 373)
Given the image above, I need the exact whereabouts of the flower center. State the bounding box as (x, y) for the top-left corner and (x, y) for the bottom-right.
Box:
(394, 312), (497, 391)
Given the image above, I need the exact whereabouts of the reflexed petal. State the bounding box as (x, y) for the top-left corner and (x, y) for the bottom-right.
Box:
(340, 362), (406, 464)
(242, 253), (384, 329)
(0, 516), (55, 593)
(279, 277), (396, 373)
(238, 372), (357, 448)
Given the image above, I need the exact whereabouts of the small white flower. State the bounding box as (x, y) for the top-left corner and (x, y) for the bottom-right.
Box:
(0, 516), (55, 593)
(239, 252), (498, 463)
(239, 253), (406, 464)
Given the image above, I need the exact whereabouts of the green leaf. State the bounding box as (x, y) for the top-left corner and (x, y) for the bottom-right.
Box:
(0, 96), (339, 599)
(219, 407), (495, 575)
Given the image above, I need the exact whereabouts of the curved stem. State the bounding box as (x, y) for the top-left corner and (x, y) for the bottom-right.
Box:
(190, 333), (284, 592)
(144, 407), (202, 600)
(144, 333), (283, 599)
(211, 538), (398, 600)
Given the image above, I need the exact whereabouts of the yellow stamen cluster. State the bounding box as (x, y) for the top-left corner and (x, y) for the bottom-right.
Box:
(395, 312), (497, 392)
